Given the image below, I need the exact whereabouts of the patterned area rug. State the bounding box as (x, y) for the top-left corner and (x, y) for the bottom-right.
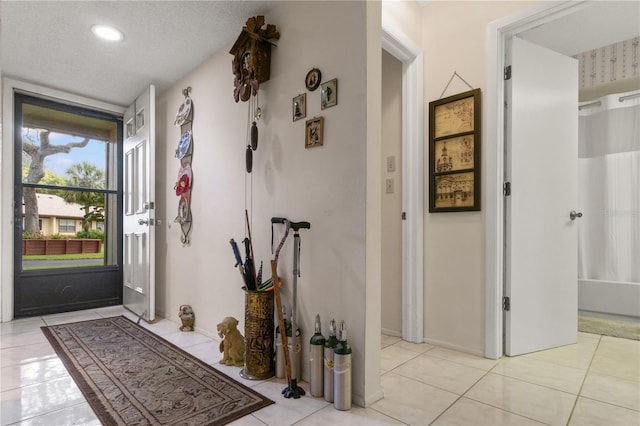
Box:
(41, 316), (273, 425)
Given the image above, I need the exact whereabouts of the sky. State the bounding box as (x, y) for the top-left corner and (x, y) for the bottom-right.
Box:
(22, 128), (107, 178)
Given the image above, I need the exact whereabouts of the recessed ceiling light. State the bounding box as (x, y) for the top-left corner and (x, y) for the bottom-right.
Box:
(91, 24), (123, 42)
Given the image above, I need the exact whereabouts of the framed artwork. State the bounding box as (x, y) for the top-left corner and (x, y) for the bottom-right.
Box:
(429, 88), (481, 212)
(321, 78), (337, 109)
(305, 116), (324, 148)
(293, 93), (306, 122)
(305, 68), (321, 91)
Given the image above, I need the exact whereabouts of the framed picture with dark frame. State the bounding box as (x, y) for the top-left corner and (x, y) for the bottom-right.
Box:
(429, 88), (481, 212)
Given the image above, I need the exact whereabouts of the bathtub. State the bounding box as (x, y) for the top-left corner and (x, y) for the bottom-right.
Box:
(578, 279), (640, 319)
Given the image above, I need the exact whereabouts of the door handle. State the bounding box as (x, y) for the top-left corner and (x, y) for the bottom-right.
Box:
(570, 210), (583, 221)
(138, 218), (149, 226)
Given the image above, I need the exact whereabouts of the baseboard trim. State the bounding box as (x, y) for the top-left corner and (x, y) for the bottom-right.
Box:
(423, 337), (485, 358)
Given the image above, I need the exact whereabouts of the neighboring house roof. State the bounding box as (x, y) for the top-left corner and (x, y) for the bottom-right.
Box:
(23, 193), (84, 219)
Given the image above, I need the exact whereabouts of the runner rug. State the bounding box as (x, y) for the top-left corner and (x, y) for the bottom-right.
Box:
(41, 316), (273, 425)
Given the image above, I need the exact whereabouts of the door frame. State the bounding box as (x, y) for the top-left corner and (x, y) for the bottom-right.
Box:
(485, 1), (590, 358)
(381, 24), (424, 343)
(1, 78), (125, 322)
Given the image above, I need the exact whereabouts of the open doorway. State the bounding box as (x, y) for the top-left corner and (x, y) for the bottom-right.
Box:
(13, 93), (123, 318)
(381, 25), (424, 344)
(381, 49), (403, 337)
(486, 1), (640, 358)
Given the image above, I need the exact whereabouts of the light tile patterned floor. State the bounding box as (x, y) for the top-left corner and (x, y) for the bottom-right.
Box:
(1, 306), (639, 425)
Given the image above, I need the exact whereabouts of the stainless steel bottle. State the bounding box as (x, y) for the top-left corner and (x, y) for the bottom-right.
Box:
(309, 314), (326, 397)
(324, 318), (338, 402)
(333, 320), (352, 411)
(275, 305), (289, 378)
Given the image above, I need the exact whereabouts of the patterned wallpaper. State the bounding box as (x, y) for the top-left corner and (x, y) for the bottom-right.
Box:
(574, 37), (640, 89)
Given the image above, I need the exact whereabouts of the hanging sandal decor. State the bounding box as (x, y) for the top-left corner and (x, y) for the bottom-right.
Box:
(173, 87), (194, 245)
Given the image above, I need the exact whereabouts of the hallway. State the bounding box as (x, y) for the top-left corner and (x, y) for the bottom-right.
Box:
(1, 307), (638, 425)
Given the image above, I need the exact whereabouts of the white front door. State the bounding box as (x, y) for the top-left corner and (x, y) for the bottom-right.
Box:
(123, 85), (155, 322)
(504, 37), (578, 356)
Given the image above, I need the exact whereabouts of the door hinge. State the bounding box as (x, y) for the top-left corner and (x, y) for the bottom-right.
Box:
(503, 296), (511, 311)
(402, 212), (407, 220)
(504, 65), (512, 80)
(503, 182), (511, 196)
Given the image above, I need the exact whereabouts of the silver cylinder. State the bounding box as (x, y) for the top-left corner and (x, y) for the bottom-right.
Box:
(290, 333), (301, 379)
(275, 332), (285, 378)
(323, 346), (335, 402)
(275, 332), (301, 379)
(310, 344), (324, 397)
(334, 352), (351, 410)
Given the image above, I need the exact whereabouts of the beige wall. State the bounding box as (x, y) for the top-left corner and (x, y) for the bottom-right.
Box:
(421, 1), (537, 354)
(381, 50), (403, 336)
(156, 1), (377, 405)
(382, 0), (423, 48)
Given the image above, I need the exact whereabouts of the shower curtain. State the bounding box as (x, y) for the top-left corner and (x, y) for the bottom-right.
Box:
(578, 90), (640, 283)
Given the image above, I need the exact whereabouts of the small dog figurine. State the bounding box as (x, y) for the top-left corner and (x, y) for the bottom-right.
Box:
(178, 305), (195, 332)
(217, 316), (245, 367)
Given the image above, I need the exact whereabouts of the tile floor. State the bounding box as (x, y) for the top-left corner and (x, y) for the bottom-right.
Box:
(1, 306), (639, 425)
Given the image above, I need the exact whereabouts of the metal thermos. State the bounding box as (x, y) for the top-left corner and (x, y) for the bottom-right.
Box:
(290, 325), (302, 380)
(309, 314), (326, 397)
(334, 320), (352, 411)
(323, 318), (338, 402)
(275, 308), (302, 379)
(275, 306), (290, 379)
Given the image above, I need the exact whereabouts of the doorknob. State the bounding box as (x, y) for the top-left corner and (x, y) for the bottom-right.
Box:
(138, 218), (149, 226)
(570, 210), (583, 221)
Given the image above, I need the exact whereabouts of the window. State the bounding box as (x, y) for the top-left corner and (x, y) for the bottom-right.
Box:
(58, 219), (76, 233)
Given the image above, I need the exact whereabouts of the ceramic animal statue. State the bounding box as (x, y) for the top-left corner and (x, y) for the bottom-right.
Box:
(217, 316), (245, 367)
(178, 305), (195, 332)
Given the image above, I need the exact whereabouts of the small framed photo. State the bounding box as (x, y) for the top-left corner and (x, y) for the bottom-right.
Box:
(305, 68), (322, 91)
(305, 117), (324, 148)
(321, 78), (337, 110)
(293, 93), (306, 122)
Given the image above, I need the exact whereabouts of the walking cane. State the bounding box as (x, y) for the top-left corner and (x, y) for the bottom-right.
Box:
(270, 218), (294, 394)
(282, 220), (311, 399)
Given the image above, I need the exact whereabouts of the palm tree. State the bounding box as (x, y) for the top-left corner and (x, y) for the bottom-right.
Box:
(62, 161), (105, 233)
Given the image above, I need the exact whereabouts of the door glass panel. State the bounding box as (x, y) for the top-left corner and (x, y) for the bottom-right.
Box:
(19, 101), (119, 272)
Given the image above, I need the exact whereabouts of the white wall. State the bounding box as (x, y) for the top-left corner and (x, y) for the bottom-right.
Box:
(420, 1), (537, 355)
(156, 0), (379, 406)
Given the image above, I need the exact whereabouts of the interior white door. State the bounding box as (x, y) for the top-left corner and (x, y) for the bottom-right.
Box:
(123, 85), (155, 322)
(504, 37), (578, 356)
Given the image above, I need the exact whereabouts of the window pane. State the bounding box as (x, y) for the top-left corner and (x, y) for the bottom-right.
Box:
(58, 219), (77, 233)
(21, 103), (116, 190)
(21, 189), (106, 270)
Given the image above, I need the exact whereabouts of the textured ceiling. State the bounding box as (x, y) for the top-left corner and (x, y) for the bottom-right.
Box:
(1, 1), (273, 107)
(2, 1), (638, 108)
(518, 1), (640, 56)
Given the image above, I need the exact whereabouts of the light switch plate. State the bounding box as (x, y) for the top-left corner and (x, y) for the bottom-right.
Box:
(386, 178), (394, 194)
(387, 156), (396, 172)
